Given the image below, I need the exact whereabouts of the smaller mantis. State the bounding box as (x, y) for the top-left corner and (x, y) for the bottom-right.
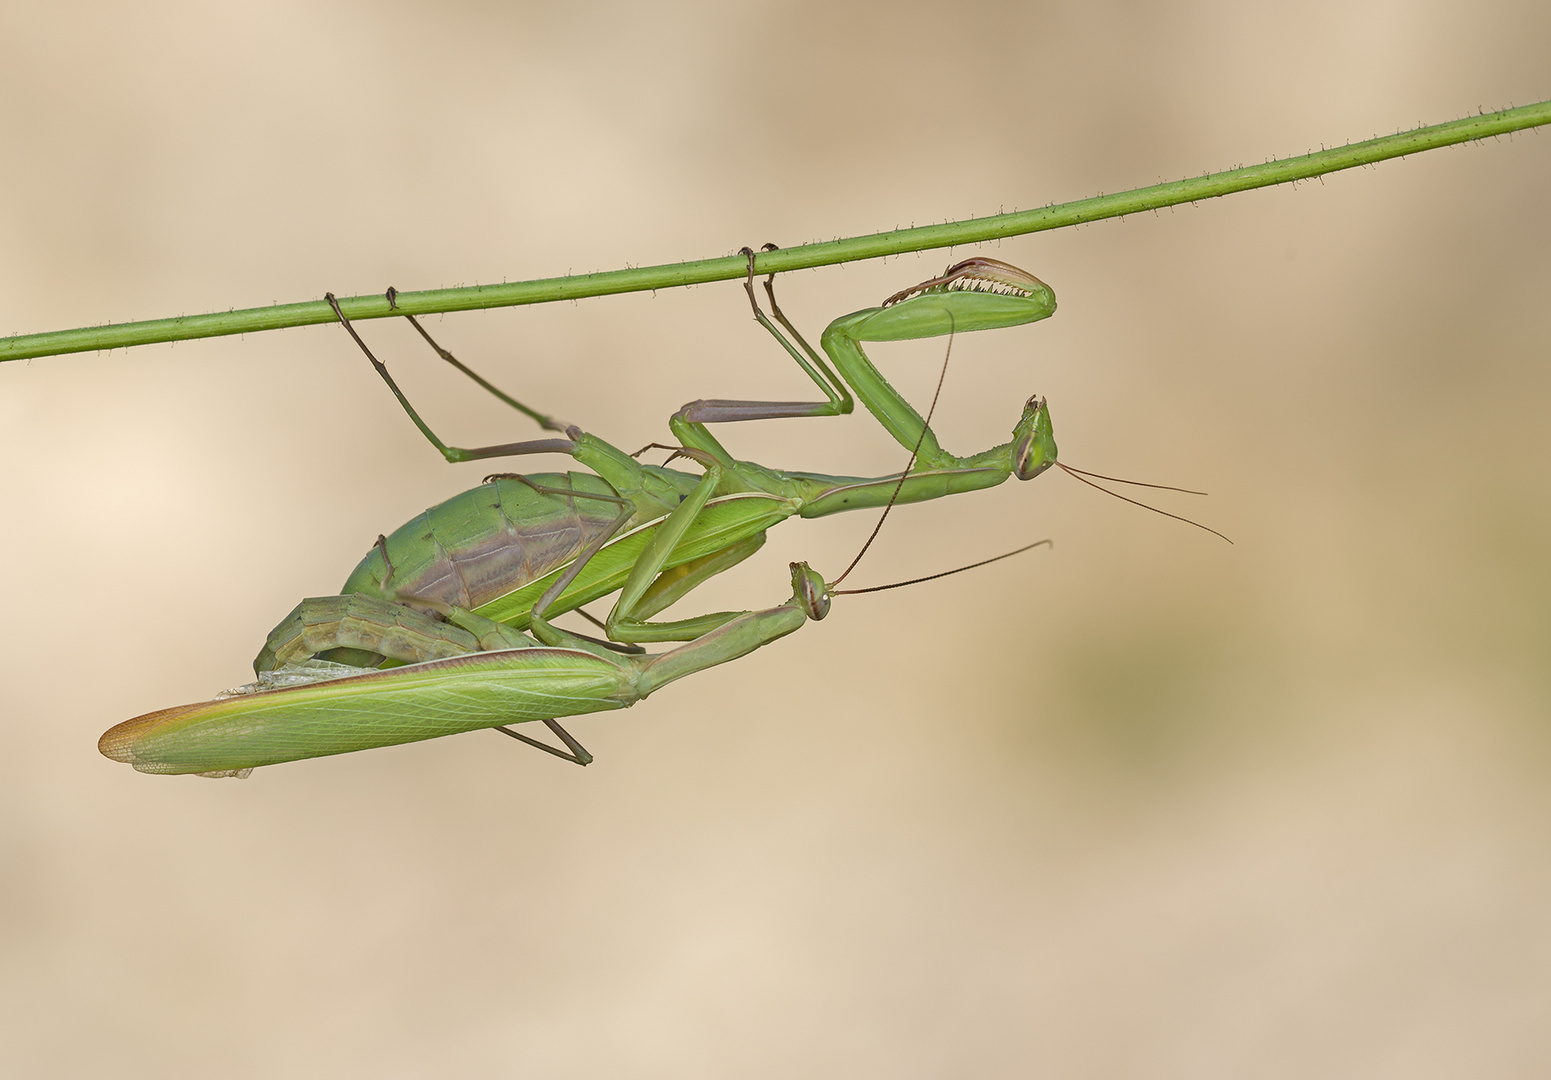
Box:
(99, 254), (1095, 776)
(251, 253), (1061, 673)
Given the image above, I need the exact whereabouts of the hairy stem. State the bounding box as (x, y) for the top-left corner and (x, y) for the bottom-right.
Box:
(3, 100), (1546, 364)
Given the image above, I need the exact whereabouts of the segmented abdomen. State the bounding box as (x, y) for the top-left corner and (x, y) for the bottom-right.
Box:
(338, 473), (629, 613)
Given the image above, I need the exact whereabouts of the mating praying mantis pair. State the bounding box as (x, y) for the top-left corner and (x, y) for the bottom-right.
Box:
(99, 252), (1145, 778)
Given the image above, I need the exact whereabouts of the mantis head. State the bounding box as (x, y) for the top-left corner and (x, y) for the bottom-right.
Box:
(1012, 395), (1058, 480)
(846, 258), (1057, 342)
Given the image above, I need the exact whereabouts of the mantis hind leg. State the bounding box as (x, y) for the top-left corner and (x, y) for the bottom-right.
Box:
(493, 720), (593, 766)
(385, 286), (571, 434)
(326, 290), (582, 465)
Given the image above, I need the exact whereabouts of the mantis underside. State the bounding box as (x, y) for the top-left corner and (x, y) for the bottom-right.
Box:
(99, 255), (1061, 777)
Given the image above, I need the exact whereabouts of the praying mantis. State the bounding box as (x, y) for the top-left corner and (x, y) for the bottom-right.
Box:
(98, 255), (1064, 777)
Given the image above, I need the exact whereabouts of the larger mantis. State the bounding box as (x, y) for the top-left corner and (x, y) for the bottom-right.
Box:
(99, 256), (1062, 776)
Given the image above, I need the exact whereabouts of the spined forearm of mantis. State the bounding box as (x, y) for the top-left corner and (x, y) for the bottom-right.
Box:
(99, 255), (1064, 777)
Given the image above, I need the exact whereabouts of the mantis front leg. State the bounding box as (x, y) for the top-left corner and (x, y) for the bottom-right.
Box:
(671, 253), (1057, 475)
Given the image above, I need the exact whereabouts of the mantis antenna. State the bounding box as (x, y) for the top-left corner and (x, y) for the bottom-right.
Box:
(1053, 463), (1232, 544)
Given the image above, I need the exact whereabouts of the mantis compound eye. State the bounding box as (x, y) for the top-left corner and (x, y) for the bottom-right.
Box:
(789, 562), (832, 621)
(1014, 435), (1055, 480)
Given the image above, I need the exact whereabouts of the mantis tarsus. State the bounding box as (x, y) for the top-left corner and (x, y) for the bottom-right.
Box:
(99, 255), (1064, 777)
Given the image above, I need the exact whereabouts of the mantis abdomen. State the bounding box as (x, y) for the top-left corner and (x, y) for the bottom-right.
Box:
(339, 471), (679, 613)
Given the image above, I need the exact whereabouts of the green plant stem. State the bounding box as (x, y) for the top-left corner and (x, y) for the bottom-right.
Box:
(4, 100), (1547, 364)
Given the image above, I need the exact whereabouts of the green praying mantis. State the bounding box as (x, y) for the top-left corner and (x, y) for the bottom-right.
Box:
(98, 254), (1071, 777)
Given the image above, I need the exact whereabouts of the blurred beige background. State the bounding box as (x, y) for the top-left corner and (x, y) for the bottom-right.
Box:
(2, 1), (1549, 1075)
